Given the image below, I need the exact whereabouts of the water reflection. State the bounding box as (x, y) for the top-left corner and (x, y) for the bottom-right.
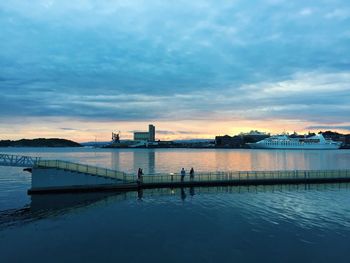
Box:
(111, 149), (156, 174)
(107, 149), (350, 174)
(1, 148), (350, 175)
(133, 150), (155, 174)
(189, 186), (195, 196)
(0, 192), (122, 229)
(2, 148), (350, 263)
(180, 188), (186, 201)
(1, 183), (350, 230)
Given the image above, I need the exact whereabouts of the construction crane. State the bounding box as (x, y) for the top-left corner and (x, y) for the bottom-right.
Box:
(112, 131), (120, 143)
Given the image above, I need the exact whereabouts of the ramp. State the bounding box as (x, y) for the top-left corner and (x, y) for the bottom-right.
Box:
(0, 154), (40, 167)
(35, 159), (132, 181)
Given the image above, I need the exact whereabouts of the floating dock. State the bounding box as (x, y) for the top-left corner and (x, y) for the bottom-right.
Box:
(1, 154), (350, 194)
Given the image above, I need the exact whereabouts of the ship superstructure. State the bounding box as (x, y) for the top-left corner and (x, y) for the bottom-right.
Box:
(247, 134), (341, 149)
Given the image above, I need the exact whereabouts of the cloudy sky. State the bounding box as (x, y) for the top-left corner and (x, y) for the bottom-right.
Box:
(0, 0), (350, 141)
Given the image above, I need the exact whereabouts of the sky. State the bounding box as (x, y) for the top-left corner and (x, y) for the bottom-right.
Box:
(0, 0), (350, 142)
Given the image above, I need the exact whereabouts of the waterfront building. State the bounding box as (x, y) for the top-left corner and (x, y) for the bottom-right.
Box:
(239, 130), (270, 143)
(215, 130), (270, 148)
(133, 132), (150, 141)
(134, 124), (156, 142)
(215, 135), (244, 148)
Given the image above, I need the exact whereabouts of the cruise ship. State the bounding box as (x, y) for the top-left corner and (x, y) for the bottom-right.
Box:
(247, 134), (342, 150)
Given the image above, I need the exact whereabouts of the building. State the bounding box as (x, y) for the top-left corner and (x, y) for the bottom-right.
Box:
(148, 124), (155, 142)
(134, 124), (156, 142)
(133, 132), (150, 141)
(239, 130), (270, 143)
(215, 131), (270, 148)
(215, 135), (244, 148)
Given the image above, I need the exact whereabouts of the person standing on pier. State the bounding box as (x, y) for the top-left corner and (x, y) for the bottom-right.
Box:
(180, 168), (186, 182)
(137, 168), (143, 185)
(190, 167), (194, 181)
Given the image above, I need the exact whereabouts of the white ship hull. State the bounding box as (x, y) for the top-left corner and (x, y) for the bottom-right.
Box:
(248, 143), (340, 150)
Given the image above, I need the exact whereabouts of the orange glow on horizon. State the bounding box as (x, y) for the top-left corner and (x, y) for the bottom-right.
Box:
(1, 117), (349, 143)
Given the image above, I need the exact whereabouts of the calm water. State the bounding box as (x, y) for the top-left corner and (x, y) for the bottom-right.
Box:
(1, 148), (350, 263)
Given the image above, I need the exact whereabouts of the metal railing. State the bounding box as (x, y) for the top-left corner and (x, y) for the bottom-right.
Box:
(140, 169), (350, 184)
(35, 159), (134, 182)
(0, 154), (41, 167)
(3, 152), (348, 186)
(34, 165), (350, 184)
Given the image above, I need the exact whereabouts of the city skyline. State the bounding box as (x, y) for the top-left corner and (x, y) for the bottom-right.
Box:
(1, 1), (350, 142)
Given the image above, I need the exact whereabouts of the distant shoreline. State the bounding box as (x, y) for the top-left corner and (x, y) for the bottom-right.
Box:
(0, 138), (82, 148)
(1, 136), (349, 149)
(101, 146), (349, 150)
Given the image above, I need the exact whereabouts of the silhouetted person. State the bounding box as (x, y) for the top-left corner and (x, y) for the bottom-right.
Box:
(180, 168), (186, 182)
(137, 168), (143, 185)
(190, 167), (194, 181)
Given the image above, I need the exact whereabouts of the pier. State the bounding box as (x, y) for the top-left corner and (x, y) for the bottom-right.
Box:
(1, 154), (350, 194)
